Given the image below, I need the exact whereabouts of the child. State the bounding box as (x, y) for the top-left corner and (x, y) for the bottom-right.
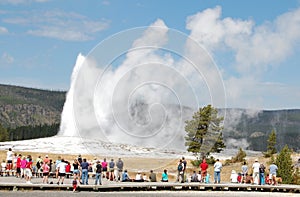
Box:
(72, 177), (78, 192)
(237, 173), (242, 183)
(205, 173), (210, 183)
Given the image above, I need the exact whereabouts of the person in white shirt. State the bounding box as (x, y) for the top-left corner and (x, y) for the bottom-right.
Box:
(134, 171), (143, 182)
(230, 170), (238, 183)
(6, 148), (14, 172)
(56, 159), (67, 185)
(252, 159), (260, 184)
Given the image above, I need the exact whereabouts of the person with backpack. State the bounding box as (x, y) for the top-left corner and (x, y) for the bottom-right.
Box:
(259, 163), (266, 185)
(176, 159), (184, 183)
(36, 156), (42, 178)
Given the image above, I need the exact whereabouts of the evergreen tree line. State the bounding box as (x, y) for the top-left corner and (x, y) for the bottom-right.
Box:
(0, 123), (59, 142)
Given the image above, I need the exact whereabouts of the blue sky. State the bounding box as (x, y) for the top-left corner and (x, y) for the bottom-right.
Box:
(0, 0), (300, 109)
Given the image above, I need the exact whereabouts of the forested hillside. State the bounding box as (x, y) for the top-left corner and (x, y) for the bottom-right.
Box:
(0, 84), (299, 152)
(222, 109), (300, 152)
(0, 84), (65, 128)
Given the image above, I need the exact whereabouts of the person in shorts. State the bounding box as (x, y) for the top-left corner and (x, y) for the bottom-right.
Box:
(25, 157), (33, 184)
(56, 159), (67, 185)
(6, 148), (14, 175)
(16, 154), (22, 178)
(42, 161), (50, 184)
(72, 159), (80, 182)
(269, 162), (278, 185)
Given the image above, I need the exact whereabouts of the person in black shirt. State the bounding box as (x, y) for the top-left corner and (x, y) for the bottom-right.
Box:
(95, 161), (102, 185)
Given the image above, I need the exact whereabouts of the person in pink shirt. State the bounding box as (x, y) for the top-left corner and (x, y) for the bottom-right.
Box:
(41, 161), (50, 184)
(102, 158), (108, 179)
(20, 156), (27, 179)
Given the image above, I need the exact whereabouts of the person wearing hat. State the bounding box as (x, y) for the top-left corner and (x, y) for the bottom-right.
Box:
(252, 159), (260, 184)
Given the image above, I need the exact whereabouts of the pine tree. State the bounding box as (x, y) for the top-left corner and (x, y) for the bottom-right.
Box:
(185, 105), (225, 157)
(268, 129), (277, 153)
(276, 145), (293, 184)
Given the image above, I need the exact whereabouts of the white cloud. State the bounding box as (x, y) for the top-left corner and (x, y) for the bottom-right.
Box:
(0, 26), (8, 34)
(3, 9), (110, 41)
(186, 6), (300, 109)
(186, 6), (253, 52)
(187, 6), (300, 76)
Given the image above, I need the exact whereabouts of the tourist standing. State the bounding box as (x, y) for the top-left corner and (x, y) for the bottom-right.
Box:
(25, 157), (33, 184)
(241, 161), (248, 183)
(80, 158), (89, 185)
(6, 148), (14, 175)
(176, 159), (184, 183)
(269, 162), (278, 185)
(95, 160), (102, 185)
(116, 158), (124, 181)
(56, 159), (67, 185)
(72, 159), (80, 182)
(259, 163), (266, 185)
(213, 159), (222, 183)
(102, 158), (108, 179)
(20, 156), (27, 179)
(200, 158), (208, 182)
(109, 159), (115, 181)
(41, 161), (50, 184)
(16, 154), (22, 178)
(252, 159), (260, 184)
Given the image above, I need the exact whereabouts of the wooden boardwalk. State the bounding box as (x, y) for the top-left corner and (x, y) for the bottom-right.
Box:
(0, 182), (299, 193)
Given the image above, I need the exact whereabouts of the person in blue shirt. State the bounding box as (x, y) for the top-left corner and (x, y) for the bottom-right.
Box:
(122, 170), (132, 182)
(269, 162), (278, 185)
(80, 158), (89, 185)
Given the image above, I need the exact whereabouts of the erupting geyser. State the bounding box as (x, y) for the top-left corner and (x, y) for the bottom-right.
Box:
(58, 21), (226, 155)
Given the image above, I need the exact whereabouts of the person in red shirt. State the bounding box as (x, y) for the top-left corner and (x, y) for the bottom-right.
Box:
(16, 154), (22, 178)
(25, 158), (33, 184)
(199, 158), (208, 182)
(65, 161), (71, 178)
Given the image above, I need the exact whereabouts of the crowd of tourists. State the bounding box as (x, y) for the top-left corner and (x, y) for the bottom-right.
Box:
(1, 148), (298, 191)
